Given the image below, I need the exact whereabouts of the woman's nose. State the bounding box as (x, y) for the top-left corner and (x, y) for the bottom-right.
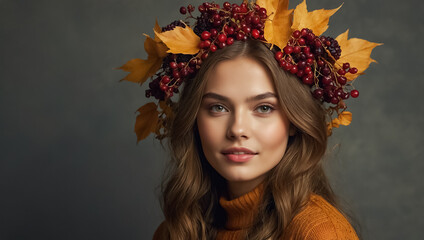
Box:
(226, 108), (250, 140)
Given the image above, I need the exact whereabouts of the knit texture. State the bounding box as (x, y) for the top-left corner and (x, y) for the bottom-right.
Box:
(217, 184), (359, 240)
(216, 184), (264, 239)
(153, 184), (359, 240)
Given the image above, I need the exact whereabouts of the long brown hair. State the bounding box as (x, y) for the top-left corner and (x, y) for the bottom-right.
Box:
(158, 40), (343, 239)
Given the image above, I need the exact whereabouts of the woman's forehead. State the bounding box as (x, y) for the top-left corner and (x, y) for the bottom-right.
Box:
(203, 57), (276, 99)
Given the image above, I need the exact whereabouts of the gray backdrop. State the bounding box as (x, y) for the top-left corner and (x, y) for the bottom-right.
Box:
(1, 0), (423, 239)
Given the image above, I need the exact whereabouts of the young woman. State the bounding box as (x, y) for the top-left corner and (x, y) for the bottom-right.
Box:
(152, 40), (358, 239)
(119, 1), (379, 239)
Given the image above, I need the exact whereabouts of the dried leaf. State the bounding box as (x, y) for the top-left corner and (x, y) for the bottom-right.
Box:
(153, 19), (162, 41)
(336, 30), (382, 80)
(134, 102), (159, 142)
(291, 0), (341, 36)
(337, 111), (352, 126)
(119, 35), (168, 84)
(259, 0), (293, 49)
(154, 25), (201, 54)
(159, 100), (174, 118)
(327, 111), (352, 135)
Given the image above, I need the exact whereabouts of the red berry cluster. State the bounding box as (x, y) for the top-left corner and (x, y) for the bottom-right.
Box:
(145, 1), (268, 100)
(274, 28), (359, 107)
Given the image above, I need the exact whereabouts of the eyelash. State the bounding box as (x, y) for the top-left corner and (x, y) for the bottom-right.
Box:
(209, 104), (275, 114)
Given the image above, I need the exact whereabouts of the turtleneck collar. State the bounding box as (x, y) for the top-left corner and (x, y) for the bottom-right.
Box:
(219, 183), (265, 230)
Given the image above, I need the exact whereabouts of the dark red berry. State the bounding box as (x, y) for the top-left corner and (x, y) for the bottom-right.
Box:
(210, 29), (218, 37)
(313, 88), (324, 99)
(322, 67), (331, 76)
(169, 62), (177, 69)
(298, 38), (306, 45)
(210, 44), (217, 52)
(218, 33), (227, 43)
(180, 7), (187, 15)
(201, 52), (208, 60)
(187, 4), (194, 13)
(298, 61), (306, 69)
(349, 67), (358, 74)
(242, 26), (251, 33)
(351, 89), (359, 98)
(258, 8), (267, 17)
(292, 30), (301, 38)
(172, 70), (180, 79)
(275, 51), (283, 60)
(252, 16), (260, 25)
(337, 76), (347, 85)
(330, 97), (339, 104)
(302, 76), (314, 85)
(293, 46), (301, 54)
(201, 31), (211, 40)
(251, 29), (260, 39)
(161, 76), (170, 84)
(284, 46), (294, 54)
(290, 65), (298, 74)
(337, 69), (346, 75)
(177, 62), (186, 69)
(203, 40), (211, 48)
(343, 63), (350, 70)
(226, 37), (234, 45)
(322, 76), (332, 85)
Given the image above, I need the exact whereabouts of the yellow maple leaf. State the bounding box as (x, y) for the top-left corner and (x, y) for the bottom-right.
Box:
(119, 33), (168, 84)
(134, 102), (159, 142)
(336, 30), (383, 80)
(327, 111), (352, 135)
(259, 0), (293, 49)
(337, 111), (352, 126)
(291, 0), (341, 36)
(154, 24), (201, 55)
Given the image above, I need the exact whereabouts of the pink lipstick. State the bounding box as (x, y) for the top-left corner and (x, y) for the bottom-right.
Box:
(221, 147), (258, 163)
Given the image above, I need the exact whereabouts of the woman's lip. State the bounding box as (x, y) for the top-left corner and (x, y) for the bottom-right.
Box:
(221, 147), (258, 155)
(223, 153), (256, 163)
(221, 147), (258, 163)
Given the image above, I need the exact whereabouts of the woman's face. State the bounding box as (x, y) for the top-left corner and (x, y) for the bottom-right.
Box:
(196, 57), (291, 198)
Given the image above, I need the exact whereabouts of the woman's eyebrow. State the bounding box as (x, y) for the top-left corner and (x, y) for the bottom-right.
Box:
(247, 92), (277, 102)
(202, 92), (228, 101)
(202, 92), (277, 102)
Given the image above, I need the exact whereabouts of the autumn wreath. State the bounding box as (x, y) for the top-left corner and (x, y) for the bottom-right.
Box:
(119, 0), (381, 141)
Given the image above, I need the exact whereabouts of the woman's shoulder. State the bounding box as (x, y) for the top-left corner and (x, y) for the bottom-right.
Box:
(284, 194), (359, 240)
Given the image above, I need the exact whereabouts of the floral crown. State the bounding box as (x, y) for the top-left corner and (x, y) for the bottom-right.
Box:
(119, 0), (381, 142)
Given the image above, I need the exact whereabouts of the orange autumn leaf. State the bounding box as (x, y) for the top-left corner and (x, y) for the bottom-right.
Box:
(154, 24), (201, 55)
(119, 34), (168, 84)
(134, 102), (159, 142)
(291, 0), (341, 36)
(327, 111), (352, 135)
(258, 0), (293, 49)
(336, 30), (383, 80)
(337, 111), (352, 126)
(331, 111), (353, 128)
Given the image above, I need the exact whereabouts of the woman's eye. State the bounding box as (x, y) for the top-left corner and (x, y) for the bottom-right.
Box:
(256, 105), (274, 113)
(210, 105), (227, 112)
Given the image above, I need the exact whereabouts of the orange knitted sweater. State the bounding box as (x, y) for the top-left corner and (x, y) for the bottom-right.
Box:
(153, 184), (359, 239)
